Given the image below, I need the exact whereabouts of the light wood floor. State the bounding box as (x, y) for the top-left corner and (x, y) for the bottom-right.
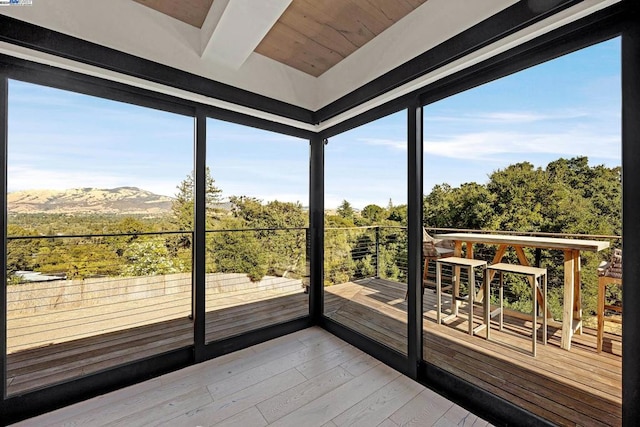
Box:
(11, 327), (491, 427)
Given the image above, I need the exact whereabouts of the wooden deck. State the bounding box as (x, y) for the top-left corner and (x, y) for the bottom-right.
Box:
(325, 278), (622, 427)
(7, 278), (621, 425)
(7, 287), (309, 396)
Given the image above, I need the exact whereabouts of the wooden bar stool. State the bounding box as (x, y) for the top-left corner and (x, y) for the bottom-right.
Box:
(486, 263), (547, 356)
(597, 248), (622, 353)
(597, 275), (622, 353)
(405, 241), (454, 300)
(436, 257), (488, 336)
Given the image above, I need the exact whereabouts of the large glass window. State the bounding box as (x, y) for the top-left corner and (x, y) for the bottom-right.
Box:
(422, 38), (621, 425)
(324, 111), (408, 355)
(5, 80), (194, 395)
(204, 119), (309, 343)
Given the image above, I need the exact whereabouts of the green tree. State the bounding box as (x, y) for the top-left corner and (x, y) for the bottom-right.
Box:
(325, 214), (355, 227)
(387, 204), (407, 224)
(336, 200), (355, 220)
(324, 229), (356, 286)
(450, 183), (497, 229)
(378, 227), (407, 282)
(6, 225), (41, 276)
(424, 184), (454, 228)
(487, 162), (549, 232)
(112, 216), (149, 236)
(230, 197), (307, 278)
(121, 240), (184, 276)
(361, 204), (385, 222)
(168, 167), (223, 255)
(424, 183), (496, 230)
(547, 157), (621, 235)
(170, 167), (223, 231)
(209, 217), (267, 281)
(107, 216), (151, 257)
(35, 238), (121, 279)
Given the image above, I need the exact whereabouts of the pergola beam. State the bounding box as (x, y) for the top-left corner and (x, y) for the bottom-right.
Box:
(200, 0), (292, 69)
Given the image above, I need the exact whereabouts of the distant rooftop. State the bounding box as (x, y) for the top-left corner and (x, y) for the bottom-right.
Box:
(15, 271), (66, 282)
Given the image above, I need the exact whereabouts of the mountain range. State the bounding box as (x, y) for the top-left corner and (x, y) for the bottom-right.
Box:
(7, 187), (174, 215)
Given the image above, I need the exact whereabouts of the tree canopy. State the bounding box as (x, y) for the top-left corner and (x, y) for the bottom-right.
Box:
(423, 156), (621, 237)
(336, 200), (355, 220)
(170, 167), (223, 231)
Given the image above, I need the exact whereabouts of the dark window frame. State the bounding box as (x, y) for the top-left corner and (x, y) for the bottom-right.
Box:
(0, 55), (314, 423)
(0, 1), (637, 424)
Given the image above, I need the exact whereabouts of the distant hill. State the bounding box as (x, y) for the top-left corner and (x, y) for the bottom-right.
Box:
(8, 187), (174, 215)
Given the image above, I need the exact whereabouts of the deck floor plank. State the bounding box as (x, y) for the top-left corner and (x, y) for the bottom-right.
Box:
(425, 334), (620, 426)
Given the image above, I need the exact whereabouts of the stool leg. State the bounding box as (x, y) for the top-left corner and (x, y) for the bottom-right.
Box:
(597, 277), (605, 353)
(532, 274), (537, 357)
(453, 266), (460, 317)
(499, 272), (504, 332)
(485, 268), (490, 341)
(422, 257), (429, 289)
(543, 273), (547, 346)
(469, 266), (475, 336)
(436, 262), (442, 325)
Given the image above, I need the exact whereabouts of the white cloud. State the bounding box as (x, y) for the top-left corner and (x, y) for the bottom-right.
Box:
(357, 138), (406, 151)
(426, 110), (590, 124)
(423, 130), (620, 161)
(472, 111), (585, 123)
(8, 165), (125, 192)
(207, 129), (306, 144)
(7, 165), (181, 197)
(356, 128), (620, 163)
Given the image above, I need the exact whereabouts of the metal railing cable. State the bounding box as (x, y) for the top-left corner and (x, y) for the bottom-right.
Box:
(6, 227), (310, 357)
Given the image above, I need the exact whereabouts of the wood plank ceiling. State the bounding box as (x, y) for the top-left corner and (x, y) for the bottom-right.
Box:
(133, 0), (214, 29)
(256, 0), (428, 77)
(132, 0), (428, 77)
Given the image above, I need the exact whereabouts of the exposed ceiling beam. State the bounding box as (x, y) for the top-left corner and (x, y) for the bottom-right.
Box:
(200, 0), (292, 70)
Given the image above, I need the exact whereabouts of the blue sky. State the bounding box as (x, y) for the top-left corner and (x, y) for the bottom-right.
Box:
(206, 119), (308, 204)
(8, 84), (195, 197)
(8, 38), (620, 209)
(326, 37), (621, 209)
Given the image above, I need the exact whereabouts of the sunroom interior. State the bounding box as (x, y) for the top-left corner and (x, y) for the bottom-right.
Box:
(0, 0), (638, 425)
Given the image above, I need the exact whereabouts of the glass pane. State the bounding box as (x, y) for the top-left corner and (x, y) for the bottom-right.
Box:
(324, 111), (408, 355)
(204, 119), (309, 343)
(422, 38), (621, 425)
(6, 81), (194, 395)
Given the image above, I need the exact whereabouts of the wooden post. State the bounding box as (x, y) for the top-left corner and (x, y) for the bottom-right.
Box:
(466, 241), (473, 258)
(573, 250), (582, 335)
(561, 249), (575, 350)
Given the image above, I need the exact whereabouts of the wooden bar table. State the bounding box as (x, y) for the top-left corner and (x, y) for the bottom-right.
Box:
(435, 232), (609, 350)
